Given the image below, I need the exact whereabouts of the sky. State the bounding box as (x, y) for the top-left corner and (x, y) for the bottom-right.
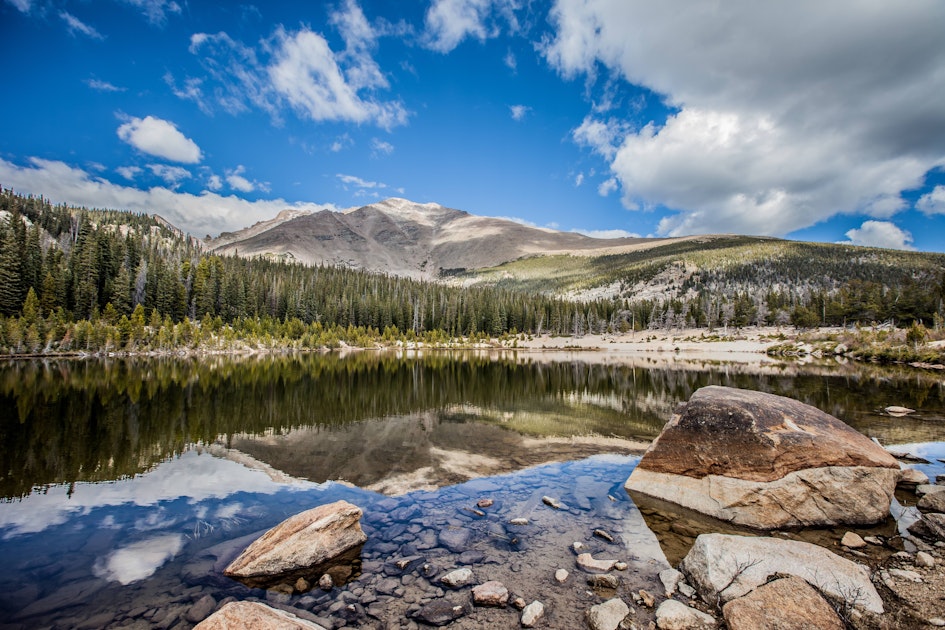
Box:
(1, 0), (945, 252)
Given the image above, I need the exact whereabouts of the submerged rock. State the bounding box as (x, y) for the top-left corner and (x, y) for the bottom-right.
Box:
(413, 598), (469, 626)
(722, 576), (843, 630)
(576, 553), (617, 573)
(440, 568), (474, 588)
(625, 386), (899, 529)
(223, 500), (366, 589)
(680, 533), (884, 614)
(193, 601), (328, 629)
(472, 580), (509, 607)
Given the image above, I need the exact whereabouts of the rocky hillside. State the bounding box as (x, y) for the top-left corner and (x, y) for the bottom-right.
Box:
(207, 197), (654, 279)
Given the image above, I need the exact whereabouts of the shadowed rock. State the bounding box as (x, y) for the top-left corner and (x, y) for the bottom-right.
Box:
(626, 386), (899, 528)
(723, 575), (844, 630)
(193, 601), (328, 629)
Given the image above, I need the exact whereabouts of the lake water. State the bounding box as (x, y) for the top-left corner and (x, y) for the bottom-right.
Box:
(1, 351), (943, 629)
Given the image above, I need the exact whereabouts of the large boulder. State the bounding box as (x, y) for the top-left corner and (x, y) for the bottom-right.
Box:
(193, 601), (328, 629)
(224, 500), (366, 589)
(722, 576), (844, 630)
(625, 386), (899, 529)
(679, 533), (884, 614)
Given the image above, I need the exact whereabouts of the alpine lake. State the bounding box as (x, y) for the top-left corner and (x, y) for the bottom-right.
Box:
(1, 349), (943, 629)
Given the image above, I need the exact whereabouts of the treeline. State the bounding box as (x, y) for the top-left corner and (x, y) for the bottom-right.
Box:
(0, 188), (629, 354)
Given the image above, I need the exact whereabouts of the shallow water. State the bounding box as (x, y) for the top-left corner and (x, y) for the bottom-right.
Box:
(0, 351), (943, 628)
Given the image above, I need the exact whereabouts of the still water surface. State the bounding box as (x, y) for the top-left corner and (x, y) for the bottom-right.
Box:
(0, 351), (943, 628)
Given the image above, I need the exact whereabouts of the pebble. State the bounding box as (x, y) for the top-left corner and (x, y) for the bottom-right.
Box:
(414, 599), (468, 626)
(521, 601), (545, 628)
(840, 532), (867, 548)
(638, 589), (655, 608)
(916, 551), (935, 568)
(593, 529), (615, 543)
(509, 518), (529, 526)
(929, 618), (945, 627)
(588, 575), (619, 589)
(576, 553), (617, 572)
(464, 508), (486, 517)
(572, 541), (586, 553)
(586, 598), (630, 630)
(555, 568), (570, 583)
(659, 568), (684, 597)
(472, 581), (509, 607)
(440, 568), (475, 588)
(863, 536), (883, 546)
(655, 599), (716, 630)
(295, 577), (310, 592)
(477, 499), (494, 508)
(542, 496), (562, 509)
(614, 561), (628, 571)
(889, 568), (923, 583)
(510, 595), (527, 610)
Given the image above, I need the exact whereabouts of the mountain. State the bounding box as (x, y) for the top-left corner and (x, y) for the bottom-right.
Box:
(207, 198), (660, 279)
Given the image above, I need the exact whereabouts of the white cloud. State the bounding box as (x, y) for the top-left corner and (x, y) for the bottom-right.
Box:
(226, 165), (255, 192)
(331, 133), (353, 153)
(504, 49), (517, 72)
(60, 11), (104, 39)
(574, 172), (584, 187)
(163, 72), (211, 115)
(93, 534), (183, 585)
(572, 228), (640, 239)
(116, 116), (202, 164)
(86, 78), (124, 92)
(543, 0), (945, 236)
(118, 0), (181, 26)
(147, 164), (191, 186)
(423, 0), (521, 52)
(917, 185), (945, 216)
(0, 157), (338, 237)
(206, 173), (223, 191)
(572, 116), (626, 160)
(116, 166), (142, 180)
(6, 0), (31, 13)
(509, 104), (530, 121)
(598, 177), (618, 197)
(840, 220), (915, 251)
(371, 138), (394, 156)
(337, 173), (386, 189)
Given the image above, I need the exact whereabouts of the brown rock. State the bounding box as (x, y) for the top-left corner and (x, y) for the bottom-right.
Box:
(576, 553), (617, 573)
(477, 498), (494, 508)
(626, 386), (899, 528)
(918, 490), (945, 514)
(840, 532), (867, 548)
(224, 500), (366, 588)
(472, 580), (509, 607)
(722, 576), (844, 630)
(898, 468), (929, 488)
(193, 601), (328, 629)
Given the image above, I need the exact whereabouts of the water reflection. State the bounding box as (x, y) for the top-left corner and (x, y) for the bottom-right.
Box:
(2, 352), (945, 500)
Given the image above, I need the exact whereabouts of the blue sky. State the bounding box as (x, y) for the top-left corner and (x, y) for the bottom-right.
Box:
(2, 0), (945, 252)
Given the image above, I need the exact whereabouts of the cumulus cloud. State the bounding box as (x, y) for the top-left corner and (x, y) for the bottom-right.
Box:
(598, 177), (618, 197)
(116, 116), (202, 164)
(186, 2), (406, 129)
(60, 11), (104, 39)
(840, 220), (915, 251)
(0, 157), (337, 237)
(206, 173), (223, 191)
(116, 166), (142, 180)
(225, 165), (255, 192)
(509, 104), (530, 121)
(423, 0), (521, 52)
(543, 0), (945, 236)
(917, 185), (945, 215)
(146, 164), (191, 187)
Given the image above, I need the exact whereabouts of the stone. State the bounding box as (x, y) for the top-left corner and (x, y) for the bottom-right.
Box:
(185, 594), (217, 623)
(929, 618), (945, 627)
(318, 574), (333, 591)
(572, 541), (586, 552)
(576, 553), (617, 573)
(888, 568), (922, 582)
(840, 532), (867, 548)
(477, 498), (494, 508)
(294, 577), (310, 592)
(639, 589), (655, 608)
(614, 561), (628, 571)
(863, 536), (883, 545)
(916, 551), (935, 567)
(594, 529), (615, 542)
(659, 568), (683, 598)
(193, 601), (328, 629)
(655, 600), (716, 630)
(884, 406), (915, 416)
(414, 598), (468, 626)
(909, 512), (945, 542)
(223, 500), (366, 588)
(625, 386), (899, 529)
(917, 484), (945, 496)
(440, 568), (475, 588)
(511, 595), (527, 610)
(509, 518), (529, 526)
(721, 576), (843, 630)
(588, 574), (619, 589)
(542, 496), (562, 509)
(919, 490), (945, 513)
(555, 568), (569, 583)
(680, 533), (884, 614)
(438, 527), (471, 552)
(521, 600), (545, 627)
(898, 468), (929, 487)
(586, 597), (630, 630)
(472, 580), (509, 607)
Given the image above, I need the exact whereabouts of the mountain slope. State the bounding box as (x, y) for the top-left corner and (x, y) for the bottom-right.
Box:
(208, 198), (654, 278)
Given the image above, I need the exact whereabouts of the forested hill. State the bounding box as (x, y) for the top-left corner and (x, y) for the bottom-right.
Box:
(0, 188), (617, 354)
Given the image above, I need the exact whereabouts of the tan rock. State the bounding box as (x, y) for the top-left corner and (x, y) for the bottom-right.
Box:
(680, 533), (884, 614)
(655, 600), (716, 630)
(586, 598), (630, 630)
(193, 601), (328, 629)
(576, 553), (617, 573)
(472, 580), (509, 607)
(841, 532), (867, 548)
(898, 467), (929, 488)
(722, 576), (844, 630)
(224, 500), (366, 588)
(626, 386), (899, 529)
(521, 600), (545, 628)
(918, 490), (945, 514)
